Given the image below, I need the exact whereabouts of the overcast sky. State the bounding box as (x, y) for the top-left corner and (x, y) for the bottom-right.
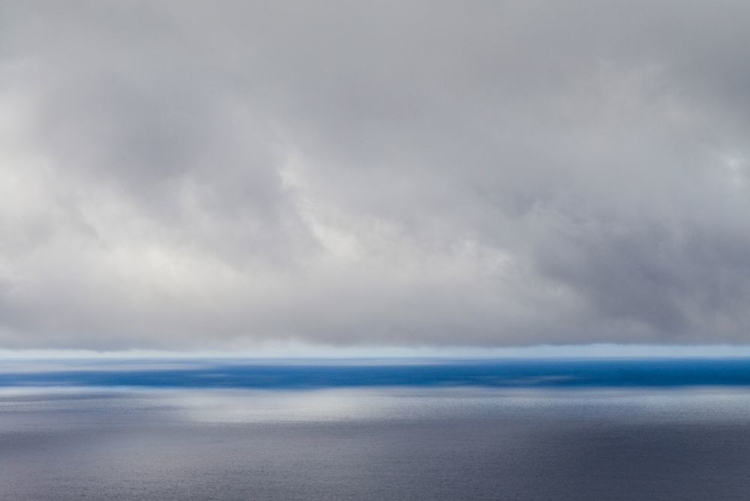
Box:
(1, 1), (750, 350)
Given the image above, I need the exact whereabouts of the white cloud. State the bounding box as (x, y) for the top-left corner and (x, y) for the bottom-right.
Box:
(2, 1), (750, 349)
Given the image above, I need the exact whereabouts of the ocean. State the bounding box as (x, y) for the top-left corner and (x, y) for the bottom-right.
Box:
(2, 359), (750, 500)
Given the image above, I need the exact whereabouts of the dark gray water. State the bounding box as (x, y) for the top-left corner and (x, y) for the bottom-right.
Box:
(2, 386), (750, 500)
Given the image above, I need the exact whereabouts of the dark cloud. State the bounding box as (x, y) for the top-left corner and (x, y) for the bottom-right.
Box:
(1, 1), (750, 349)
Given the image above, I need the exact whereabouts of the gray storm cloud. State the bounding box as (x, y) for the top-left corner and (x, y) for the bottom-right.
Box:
(1, 0), (750, 349)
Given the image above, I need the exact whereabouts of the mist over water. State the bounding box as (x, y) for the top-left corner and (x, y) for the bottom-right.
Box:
(3, 361), (750, 500)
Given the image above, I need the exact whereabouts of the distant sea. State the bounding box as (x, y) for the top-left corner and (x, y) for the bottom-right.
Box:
(2, 359), (750, 500)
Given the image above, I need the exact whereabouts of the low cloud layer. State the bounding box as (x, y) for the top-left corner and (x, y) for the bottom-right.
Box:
(2, 1), (750, 349)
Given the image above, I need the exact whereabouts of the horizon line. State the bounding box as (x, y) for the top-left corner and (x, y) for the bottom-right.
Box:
(2, 343), (750, 360)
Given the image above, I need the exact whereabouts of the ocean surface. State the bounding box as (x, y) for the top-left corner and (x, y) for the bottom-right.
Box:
(2, 359), (750, 500)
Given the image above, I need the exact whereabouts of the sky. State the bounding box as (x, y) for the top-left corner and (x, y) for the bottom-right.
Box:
(1, 1), (750, 352)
